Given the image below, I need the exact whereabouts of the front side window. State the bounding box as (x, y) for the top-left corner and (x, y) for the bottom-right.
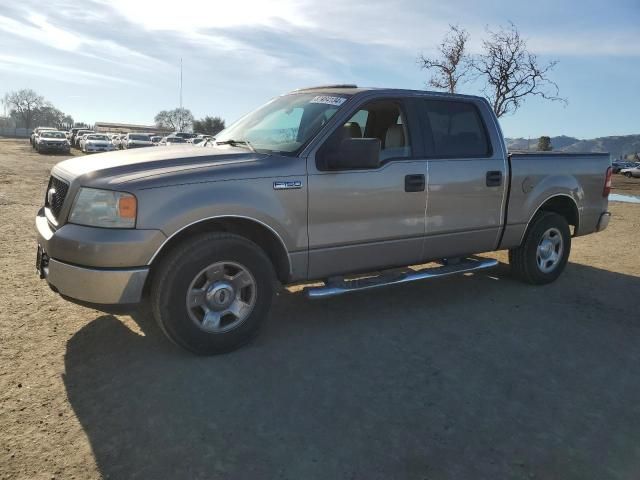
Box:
(320, 100), (412, 168)
(215, 93), (350, 155)
(422, 100), (490, 157)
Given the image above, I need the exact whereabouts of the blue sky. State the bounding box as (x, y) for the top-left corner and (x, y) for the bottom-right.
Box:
(1, 0), (638, 139)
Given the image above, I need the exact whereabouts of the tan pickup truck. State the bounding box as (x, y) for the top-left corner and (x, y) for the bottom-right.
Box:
(35, 85), (612, 354)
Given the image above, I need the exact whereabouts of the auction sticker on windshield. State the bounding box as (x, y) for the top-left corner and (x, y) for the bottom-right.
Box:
(310, 95), (347, 106)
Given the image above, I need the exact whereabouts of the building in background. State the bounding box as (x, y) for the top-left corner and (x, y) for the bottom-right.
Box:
(94, 122), (173, 135)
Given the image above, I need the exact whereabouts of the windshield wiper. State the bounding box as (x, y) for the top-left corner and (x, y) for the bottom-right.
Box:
(216, 139), (256, 153)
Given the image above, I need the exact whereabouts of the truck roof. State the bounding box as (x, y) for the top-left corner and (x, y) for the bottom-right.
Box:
(289, 85), (486, 102)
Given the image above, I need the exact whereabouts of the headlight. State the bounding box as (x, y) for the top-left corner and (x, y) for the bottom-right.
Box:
(69, 188), (137, 228)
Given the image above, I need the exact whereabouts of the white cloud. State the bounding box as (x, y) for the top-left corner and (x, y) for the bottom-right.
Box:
(0, 54), (143, 86)
(528, 31), (640, 56)
(0, 14), (81, 52)
(101, 0), (314, 30)
(0, 13), (167, 68)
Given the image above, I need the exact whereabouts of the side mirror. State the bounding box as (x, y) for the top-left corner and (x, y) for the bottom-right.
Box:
(324, 138), (381, 170)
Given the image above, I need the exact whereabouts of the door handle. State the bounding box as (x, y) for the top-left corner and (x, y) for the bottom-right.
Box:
(405, 174), (425, 192)
(486, 171), (503, 187)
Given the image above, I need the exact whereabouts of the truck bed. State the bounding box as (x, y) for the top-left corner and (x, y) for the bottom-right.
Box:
(499, 152), (610, 249)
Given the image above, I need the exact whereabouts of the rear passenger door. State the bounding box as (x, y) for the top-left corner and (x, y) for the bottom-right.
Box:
(417, 98), (507, 259)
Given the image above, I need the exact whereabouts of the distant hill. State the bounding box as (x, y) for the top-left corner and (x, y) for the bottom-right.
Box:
(505, 135), (640, 159)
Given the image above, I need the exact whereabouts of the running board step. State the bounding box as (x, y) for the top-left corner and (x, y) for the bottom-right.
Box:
(305, 258), (498, 299)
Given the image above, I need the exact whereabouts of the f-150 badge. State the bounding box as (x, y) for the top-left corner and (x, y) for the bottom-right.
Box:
(273, 180), (302, 190)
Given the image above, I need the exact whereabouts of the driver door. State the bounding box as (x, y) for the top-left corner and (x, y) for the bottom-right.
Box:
(306, 98), (427, 279)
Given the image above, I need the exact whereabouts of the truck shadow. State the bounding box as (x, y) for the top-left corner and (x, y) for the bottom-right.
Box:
(63, 262), (640, 480)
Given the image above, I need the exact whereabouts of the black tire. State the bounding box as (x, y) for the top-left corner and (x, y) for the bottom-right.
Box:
(509, 211), (571, 285)
(151, 233), (275, 355)
(625, 172), (632, 178)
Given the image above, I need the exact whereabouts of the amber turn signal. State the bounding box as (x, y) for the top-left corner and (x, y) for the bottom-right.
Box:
(118, 194), (137, 219)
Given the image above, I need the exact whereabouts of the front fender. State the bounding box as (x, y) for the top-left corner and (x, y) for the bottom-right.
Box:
(136, 177), (308, 255)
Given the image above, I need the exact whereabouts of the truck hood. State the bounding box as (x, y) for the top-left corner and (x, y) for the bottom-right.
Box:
(53, 145), (268, 185)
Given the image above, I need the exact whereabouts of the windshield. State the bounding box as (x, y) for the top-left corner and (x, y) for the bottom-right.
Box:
(41, 131), (66, 139)
(167, 137), (185, 143)
(87, 134), (109, 141)
(215, 92), (350, 155)
(129, 134), (150, 141)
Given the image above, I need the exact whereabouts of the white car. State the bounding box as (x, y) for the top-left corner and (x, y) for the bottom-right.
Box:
(30, 127), (56, 148)
(122, 133), (153, 149)
(159, 136), (187, 146)
(73, 130), (94, 148)
(35, 131), (70, 154)
(81, 134), (116, 153)
(620, 165), (640, 178)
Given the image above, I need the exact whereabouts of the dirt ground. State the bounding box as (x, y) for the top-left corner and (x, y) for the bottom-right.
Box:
(1, 137), (639, 480)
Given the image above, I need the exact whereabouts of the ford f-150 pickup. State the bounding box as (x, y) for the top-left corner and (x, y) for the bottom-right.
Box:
(35, 85), (612, 354)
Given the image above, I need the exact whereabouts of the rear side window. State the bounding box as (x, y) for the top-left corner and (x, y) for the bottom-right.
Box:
(422, 100), (490, 157)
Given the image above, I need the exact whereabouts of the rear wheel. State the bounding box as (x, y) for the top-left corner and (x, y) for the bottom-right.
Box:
(509, 212), (571, 285)
(151, 233), (275, 355)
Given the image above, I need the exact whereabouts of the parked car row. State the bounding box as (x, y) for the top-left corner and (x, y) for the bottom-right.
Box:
(31, 126), (217, 155)
(619, 164), (640, 178)
(612, 160), (640, 177)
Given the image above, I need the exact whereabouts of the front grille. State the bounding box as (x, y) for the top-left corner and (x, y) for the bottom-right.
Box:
(45, 176), (69, 220)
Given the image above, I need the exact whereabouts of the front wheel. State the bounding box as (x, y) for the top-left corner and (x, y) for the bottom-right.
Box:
(625, 172), (633, 178)
(151, 233), (276, 355)
(509, 212), (571, 285)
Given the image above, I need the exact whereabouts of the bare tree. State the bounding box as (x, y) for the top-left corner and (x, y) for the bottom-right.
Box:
(155, 108), (194, 132)
(4, 89), (46, 129)
(418, 25), (470, 93)
(473, 23), (566, 118)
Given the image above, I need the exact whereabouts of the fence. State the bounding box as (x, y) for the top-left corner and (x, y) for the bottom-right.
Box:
(0, 127), (32, 138)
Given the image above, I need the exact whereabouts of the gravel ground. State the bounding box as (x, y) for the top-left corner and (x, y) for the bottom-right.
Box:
(1, 138), (639, 480)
